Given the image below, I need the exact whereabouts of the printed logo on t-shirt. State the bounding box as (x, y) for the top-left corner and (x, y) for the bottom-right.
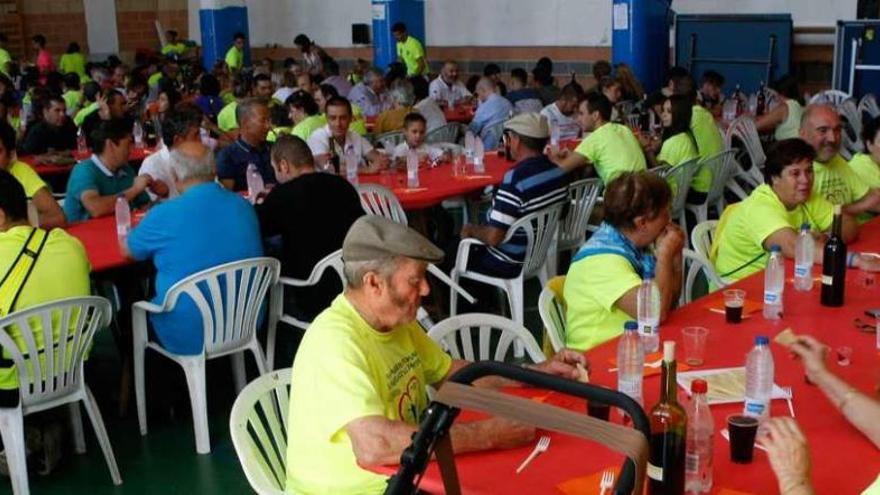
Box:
(387, 351), (426, 424)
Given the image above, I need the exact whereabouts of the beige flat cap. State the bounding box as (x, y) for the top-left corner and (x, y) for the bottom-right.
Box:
(343, 215), (445, 263)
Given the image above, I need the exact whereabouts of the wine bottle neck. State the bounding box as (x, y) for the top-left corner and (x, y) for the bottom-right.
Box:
(660, 360), (678, 404)
(831, 212), (842, 239)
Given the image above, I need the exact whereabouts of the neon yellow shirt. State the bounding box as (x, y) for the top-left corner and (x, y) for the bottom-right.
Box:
(286, 295), (452, 495)
(574, 122), (646, 185)
(849, 153), (880, 189)
(9, 160), (48, 198)
(0, 226), (91, 390)
(291, 114), (325, 141)
(217, 101), (238, 132)
(62, 90), (82, 114)
(161, 42), (187, 56)
(0, 47), (10, 76)
(714, 184), (834, 281)
(657, 131), (708, 193)
(396, 36), (426, 76)
(225, 46), (243, 72)
(690, 105), (723, 160)
(863, 474), (880, 495)
(564, 254), (642, 351)
(813, 153), (870, 206)
(266, 126), (291, 143)
(59, 52), (87, 79)
(73, 102), (98, 127)
(148, 72), (163, 88)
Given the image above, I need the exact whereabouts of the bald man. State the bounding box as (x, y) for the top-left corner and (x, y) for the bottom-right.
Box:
(468, 77), (512, 150)
(800, 104), (880, 216)
(429, 61), (472, 105)
(124, 141), (263, 355)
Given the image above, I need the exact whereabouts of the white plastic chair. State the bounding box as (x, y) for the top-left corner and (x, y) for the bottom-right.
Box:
(547, 178), (602, 274)
(425, 122), (462, 144)
(654, 158), (700, 233)
(690, 220), (718, 261)
(681, 249), (728, 304)
(859, 94), (880, 120)
(838, 98), (863, 160)
(427, 313), (546, 363)
(685, 150), (742, 226)
(0, 297), (122, 495)
(513, 99), (543, 115)
(450, 203), (563, 329)
(537, 278), (567, 354)
(376, 130), (406, 150)
(132, 257), (280, 454)
(229, 368), (291, 495)
(725, 116), (766, 186)
(358, 183), (408, 225)
(268, 250), (345, 368)
(480, 120), (506, 150)
(809, 89), (851, 106)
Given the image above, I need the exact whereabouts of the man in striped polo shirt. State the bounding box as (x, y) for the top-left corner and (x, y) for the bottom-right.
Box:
(459, 113), (570, 277)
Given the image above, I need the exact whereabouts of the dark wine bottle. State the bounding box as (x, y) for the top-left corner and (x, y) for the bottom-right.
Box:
(820, 204), (847, 307)
(648, 341), (687, 495)
(756, 82), (766, 116)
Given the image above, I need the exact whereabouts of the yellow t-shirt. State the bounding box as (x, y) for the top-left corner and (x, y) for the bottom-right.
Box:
(714, 184), (834, 282)
(218, 101), (239, 132)
(564, 254), (642, 351)
(0, 48), (10, 76)
(574, 122), (646, 185)
(0, 226), (91, 390)
(396, 36), (426, 76)
(690, 105), (723, 160)
(849, 153), (880, 189)
(863, 474), (880, 495)
(813, 153), (870, 206)
(148, 72), (163, 88)
(62, 89), (82, 114)
(74, 102), (99, 127)
(9, 160), (48, 199)
(59, 52), (87, 79)
(225, 46), (244, 72)
(657, 132), (709, 193)
(161, 42), (187, 56)
(375, 107), (411, 135)
(291, 114), (325, 141)
(286, 295), (452, 495)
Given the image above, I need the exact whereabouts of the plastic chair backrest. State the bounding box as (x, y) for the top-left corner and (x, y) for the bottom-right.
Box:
(428, 313), (546, 363)
(681, 249), (727, 304)
(358, 183), (408, 225)
(656, 158), (700, 219)
(160, 257), (280, 356)
(229, 368), (291, 495)
(425, 122), (461, 144)
(725, 116), (766, 171)
(809, 89), (851, 106)
(691, 220), (718, 261)
(838, 98), (863, 158)
(700, 150), (738, 206)
(514, 99), (543, 115)
(503, 203), (564, 279)
(290, 249), (345, 289)
(0, 296), (111, 407)
(538, 276), (567, 354)
(859, 94), (880, 119)
(558, 178), (602, 252)
(481, 120), (506, 150)
(376, 131), (406, 150)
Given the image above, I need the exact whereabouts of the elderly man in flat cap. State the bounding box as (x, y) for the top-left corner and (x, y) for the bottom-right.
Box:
(285, 215), (587, 494)
(459, 112), (570, 278)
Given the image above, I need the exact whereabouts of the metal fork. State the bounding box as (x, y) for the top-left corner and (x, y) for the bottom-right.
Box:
(515, 435), (550, 474)
(782, 386), (795, 417)
(599, 469), (616, 495)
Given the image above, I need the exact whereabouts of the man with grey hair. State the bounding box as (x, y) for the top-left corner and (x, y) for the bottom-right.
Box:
(429, 60), (472, 105)
(799, 103), (880, 215)
(286, 215), (589, 494)
(468, 76), (513, 149)
(347, 67), (389, 117)
(216, 97), (275, 191)
(124, 141), (263, 355)
(373, 81), (414, 134)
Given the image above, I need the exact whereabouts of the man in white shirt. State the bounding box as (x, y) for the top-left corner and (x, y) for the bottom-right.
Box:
(138, 104), (204, 201)
(540, 85), (581, 140)
(307, 96), (389, 174)
(411, 76), (446, 133)
(347, 68), (389, 118)
(429, 61), (471, 106)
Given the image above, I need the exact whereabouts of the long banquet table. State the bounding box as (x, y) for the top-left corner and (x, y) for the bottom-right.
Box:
(377, 219), (880, 494)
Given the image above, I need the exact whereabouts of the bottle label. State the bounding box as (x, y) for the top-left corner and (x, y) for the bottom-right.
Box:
(794, 264), (810, 278)
(647, 462), (663, 481)
(822, 275), (833, 286)
(686, 452), (700, 473)
(743, 398), (766, 416)
(638, 322), (658, 336)
(763, 290), (780, 304)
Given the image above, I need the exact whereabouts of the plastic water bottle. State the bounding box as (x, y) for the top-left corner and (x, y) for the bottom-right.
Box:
(246, 162), (264, 203)
(763, 245), (784, 320)
(473, 138), (485, 174)
(686, 379), (714, 494)
(550, 122), (561, 153)
(76, 127), (88, 155)
(344, 152), (359, 186)
(744, 336), (774, 419)
(794, 224), (815, 292)
(114, 195), (131, 243)
(464, 131), (475, 164)
(637, 267), (661, 353)
(406, 150), (419, 188)
(133, 120), (145, 149)
(617, 320), (645, 407)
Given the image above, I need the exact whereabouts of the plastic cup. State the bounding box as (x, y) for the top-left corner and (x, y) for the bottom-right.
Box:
(727, 415), (759, 463)
(724, 289), (746, 323)
(681, 327), (709, 366)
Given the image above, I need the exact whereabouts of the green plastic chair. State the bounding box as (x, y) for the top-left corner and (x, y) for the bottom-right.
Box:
(230, 368), (291, 495)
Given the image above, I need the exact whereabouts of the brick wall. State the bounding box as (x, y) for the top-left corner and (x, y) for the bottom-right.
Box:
(21, 0), (88, 60)
(116, 0), (188, 55)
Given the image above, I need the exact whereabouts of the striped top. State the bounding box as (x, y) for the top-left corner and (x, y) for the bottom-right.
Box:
(484, 155), (569, 271)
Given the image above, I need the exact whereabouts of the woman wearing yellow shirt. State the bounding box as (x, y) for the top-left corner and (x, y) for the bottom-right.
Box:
(59, 42), (87, 81)
(756, 75), (804, 141)
(564, 171), (684, 351)
(850, 116), (880, 188)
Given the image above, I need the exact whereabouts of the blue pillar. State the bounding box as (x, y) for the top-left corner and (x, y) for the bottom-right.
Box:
(199, 0), (250, 70)
(611, 0), (672, 93)
(371, 0), (426, 71)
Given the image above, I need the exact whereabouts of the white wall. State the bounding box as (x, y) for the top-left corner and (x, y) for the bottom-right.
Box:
(673, 0), (856, 27)
(246, 0), (370, 47)
(84, 0), (119, 57)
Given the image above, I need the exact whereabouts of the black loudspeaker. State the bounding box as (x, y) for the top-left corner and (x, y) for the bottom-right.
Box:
(352, 24), (370, 45)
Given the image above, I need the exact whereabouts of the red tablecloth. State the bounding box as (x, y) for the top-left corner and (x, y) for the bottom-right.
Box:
(378, 220), (880, 494)
(359, 153), (513, 211)
(65, 211), (146, 272)
(22, 147), (154, 178)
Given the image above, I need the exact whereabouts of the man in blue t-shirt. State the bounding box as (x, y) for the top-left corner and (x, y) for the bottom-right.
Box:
(459, 113), (569, 278)
(216, 98), (276, 191)
(124, 141), (263, 354)
(63, 118), (151, 223)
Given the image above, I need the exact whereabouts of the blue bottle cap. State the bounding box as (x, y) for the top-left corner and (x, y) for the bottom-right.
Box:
(770, 245), (781, 253)
(800, 223), (810, 231)
(624, 321), (638, 331)
(755, 336), (769, 345)
(643, 266), (655, 279)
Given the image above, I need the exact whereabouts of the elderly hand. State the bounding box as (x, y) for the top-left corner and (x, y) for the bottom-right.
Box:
(789, 335), (829, 382)
(856, 253), (880, 272)
(655, 223), (685, 260)
(529, 349), (589, 381)
(758, 418), (813, 495)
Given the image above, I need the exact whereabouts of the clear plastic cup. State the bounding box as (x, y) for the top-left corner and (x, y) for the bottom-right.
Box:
(682, 326), (709, 366)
